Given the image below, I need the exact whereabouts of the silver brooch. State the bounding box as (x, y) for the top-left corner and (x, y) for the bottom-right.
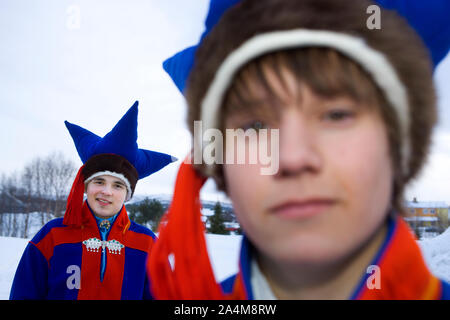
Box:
(82, 238), (125, 254)
(99, 219), (111, 231)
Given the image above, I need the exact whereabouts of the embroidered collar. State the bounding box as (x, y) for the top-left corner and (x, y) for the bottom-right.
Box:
(82, 203), (126, 258)
(80, 201), (130, 232)
(92, 210), (119, 235)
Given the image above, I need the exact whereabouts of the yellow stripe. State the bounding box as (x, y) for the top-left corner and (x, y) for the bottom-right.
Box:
(123, 220), (131, 234)
(421, 276), (441, 300)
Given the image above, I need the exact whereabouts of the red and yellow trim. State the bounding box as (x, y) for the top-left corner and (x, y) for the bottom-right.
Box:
(354, 218), (442, 300)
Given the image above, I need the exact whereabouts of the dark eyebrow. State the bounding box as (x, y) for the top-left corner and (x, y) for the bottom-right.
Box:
(113, 180), (126, 187)
(225, 96), (282, 124)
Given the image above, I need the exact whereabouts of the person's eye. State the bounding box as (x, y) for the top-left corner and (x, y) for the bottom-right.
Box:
(241, 121), (268, 131)
(322, 109), (355, 122)
(94, 180), (104, 185)
(114, 184), (124, 189)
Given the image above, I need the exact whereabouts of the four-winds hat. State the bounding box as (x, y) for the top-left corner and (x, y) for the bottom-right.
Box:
(163, 0), (450, 93)
(63, 100), (177, 226)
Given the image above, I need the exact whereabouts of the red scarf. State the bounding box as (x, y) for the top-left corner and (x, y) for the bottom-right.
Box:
(148, 158), (229, 299)
(63, 165), (86, 227)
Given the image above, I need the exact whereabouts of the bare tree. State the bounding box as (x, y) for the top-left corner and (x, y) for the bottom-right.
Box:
(0, 172), (24, 237)
(0, 152), (77, 238)
(24, 157), (46, 225)
(21, 166), (34, 238)
(45, 152), (77, 218)
(26, 152), (77, 224)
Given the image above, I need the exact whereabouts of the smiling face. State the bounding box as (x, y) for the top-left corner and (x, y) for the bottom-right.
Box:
(85, 175), (128, 218)
(222, 50), (394, 266)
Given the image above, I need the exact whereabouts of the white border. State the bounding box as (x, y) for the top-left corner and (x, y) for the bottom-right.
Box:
(84, 171), (132, 201)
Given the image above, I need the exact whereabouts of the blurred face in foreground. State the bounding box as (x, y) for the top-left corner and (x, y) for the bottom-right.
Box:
(86, 175), (127, 218)
(223, 52), (393, 278)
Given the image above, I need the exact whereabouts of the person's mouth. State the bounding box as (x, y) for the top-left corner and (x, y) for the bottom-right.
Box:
(96, 198), (112, 206)
(269, 198), (336, 219)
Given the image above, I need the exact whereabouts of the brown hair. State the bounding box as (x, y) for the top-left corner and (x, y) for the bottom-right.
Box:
(83, 153), (139, 197)
(185, 0), (436, 212)
(223, 48), (405, 210)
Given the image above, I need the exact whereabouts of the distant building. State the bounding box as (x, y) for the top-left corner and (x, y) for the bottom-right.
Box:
(404, 198), (449, 237)
(224, 222), (241, 234)
(201, 208), (214, 229)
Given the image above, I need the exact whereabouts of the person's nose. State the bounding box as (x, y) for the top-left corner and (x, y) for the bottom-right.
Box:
(275, 110), (322, 178)
(100, 184), (113, 196)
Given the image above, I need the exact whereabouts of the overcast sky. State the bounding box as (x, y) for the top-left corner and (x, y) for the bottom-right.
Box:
(0, 0), (449, 204)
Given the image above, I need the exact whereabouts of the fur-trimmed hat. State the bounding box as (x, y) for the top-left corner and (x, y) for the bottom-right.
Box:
(149, 0), (445, 300)
(186, 0), (437, 187)
(162, 0), (450, 207)
(163, 0), (450, 93)
(82, 153), (138, 199)
(63, 101), (177, 226)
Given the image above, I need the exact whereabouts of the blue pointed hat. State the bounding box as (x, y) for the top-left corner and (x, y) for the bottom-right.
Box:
(63, 101), (177, 226)
(163, 0), (450, 93)
(65, 100), (176, 180)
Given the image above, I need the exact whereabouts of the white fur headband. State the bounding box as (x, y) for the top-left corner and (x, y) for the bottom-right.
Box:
(198, 29), (410, 176)
(84, 171), (133, 201)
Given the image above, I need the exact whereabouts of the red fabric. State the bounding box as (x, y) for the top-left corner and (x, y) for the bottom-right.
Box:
(125, 230), (154, 252)
(148, 158), (228, 299)
(31, 200), (154, 300)
(355, 218), (442, 300)
(31, 228), (82, 265)
(77, 202), (128, 300)
(63, 165), (85, 227)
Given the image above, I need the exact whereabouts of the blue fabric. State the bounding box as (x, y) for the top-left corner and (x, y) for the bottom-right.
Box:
(162, 46), (197, 95)
(127, 220), (157, 240)
(219, 235), (253, 299)
(9, 242), (49, 300)
(441, 280), (450, 300)
(93, 209), (119, 282)
(163, 0), (450, 93)
(162, 0), (240, 93)
(65, 101), (176, 179)
(9, 218), (71, 299)
(376, 0), (450, 67)
(9, 218), (155, 300)
(29, 218), (67, 244)
(220, 274), (237, 295)
(47, 243), (83, 300)
(120, 221), (156, 300)
(121, 247), (149, 300)
(239, 235), (254, 300)
(348, 216), (397, 300)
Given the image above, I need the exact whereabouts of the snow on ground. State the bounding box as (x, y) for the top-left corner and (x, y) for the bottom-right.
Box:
(1, 228), (449, 300)
(0, 237), (29, 300)
(418, 227), (450, 283)
(205, 234), (242, 282)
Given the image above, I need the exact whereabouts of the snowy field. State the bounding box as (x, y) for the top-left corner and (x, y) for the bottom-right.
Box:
(0, 236), (30, 300)
(1, 228), (449, 300)
(418, 227), (450, 283)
